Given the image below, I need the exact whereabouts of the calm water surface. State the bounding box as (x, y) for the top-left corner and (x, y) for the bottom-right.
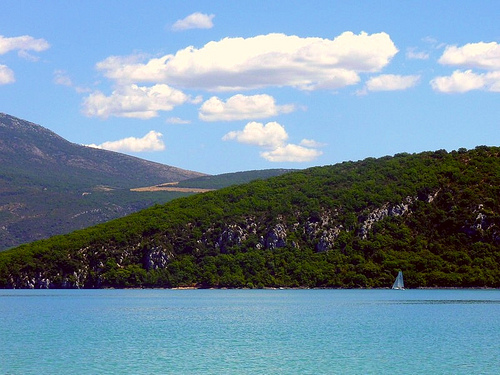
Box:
(1, 289), (499, 374)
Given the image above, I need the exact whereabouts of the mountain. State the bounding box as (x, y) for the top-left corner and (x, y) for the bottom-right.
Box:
(0, 113), (206, 250)
(0, 113), (205, 188)
(1, 146), (499, 289)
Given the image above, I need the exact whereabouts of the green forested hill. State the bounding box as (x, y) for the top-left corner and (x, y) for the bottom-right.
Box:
(1, 146), (499, 289)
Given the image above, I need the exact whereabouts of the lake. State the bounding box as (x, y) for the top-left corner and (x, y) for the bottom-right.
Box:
(1, 289), (499, 374)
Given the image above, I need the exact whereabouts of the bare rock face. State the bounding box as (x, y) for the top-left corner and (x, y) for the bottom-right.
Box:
(316, 226), (343, 252)
(462, 204), (500, 243)
(197, 195), (425, 256)
(145, 246), (175, 270)
(265, 223), (288, 250)
(358, 197), (414, 239)
(216, 224), (246, 252)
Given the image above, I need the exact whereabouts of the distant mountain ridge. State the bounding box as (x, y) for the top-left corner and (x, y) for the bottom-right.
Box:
(0, 113), (204, 189)
(0, 113), (206, 250)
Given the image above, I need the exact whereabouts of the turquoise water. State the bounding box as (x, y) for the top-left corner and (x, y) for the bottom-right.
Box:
(1, 289), (499, 374)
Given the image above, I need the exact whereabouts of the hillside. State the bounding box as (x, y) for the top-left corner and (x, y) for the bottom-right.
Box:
(0, 146), (499, 289)
(131, 169), (296, 192)
(0, 113), (206, 250)
(0, 113), (204, 188)
(175, 169), (296, 189)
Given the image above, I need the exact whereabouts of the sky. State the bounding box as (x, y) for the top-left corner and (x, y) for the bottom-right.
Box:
(1, 1), (500, 175)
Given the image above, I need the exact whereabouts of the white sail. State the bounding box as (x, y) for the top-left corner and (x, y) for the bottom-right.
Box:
(392, 271), (404, 290)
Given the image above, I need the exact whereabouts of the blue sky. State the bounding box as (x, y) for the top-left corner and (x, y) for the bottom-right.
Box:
(1, 1), (499, 175)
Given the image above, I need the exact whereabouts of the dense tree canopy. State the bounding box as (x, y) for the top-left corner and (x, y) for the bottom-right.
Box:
(1, 146), (499, 288)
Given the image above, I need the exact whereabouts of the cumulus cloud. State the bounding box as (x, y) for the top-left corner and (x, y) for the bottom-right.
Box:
(364, 74), (420, 92)
(95, 31), (398, 91)
(82, 84), (190, 119)
(222, 121), (288, 148)
(172, 12), (215, 31)
(199, 94), (295, 121)
(95, 54), (167, 84)
(222, 121), (323, 162)
(86, 130), (165, 152)
(432, 41), (500, 93)
(0, 34), (49, 84)
(261, 144), (322, 162)
(0, 64), (15, 85)
(83, 31), (398, 121)
(0, 34), (50, 55)
(438, 42), (500, 70)
(431, 70), (500, 93)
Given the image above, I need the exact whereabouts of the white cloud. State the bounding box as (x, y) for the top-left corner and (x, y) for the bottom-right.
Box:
(422, 36), (446, 50)
(222, 121), (288, 148)
(0, 35), (49, 85)
(86, 130), (165, 152)
(432, 41), (500, 93)
(191, 95), (203, 104)
(96, 31), (398, 92)
(17, 50), (42, 62)
(406, 47), (429, 60)
(261, 144), (323, 162)
(0, 34), (50, 55)
(82, 84), (190, 119)
(53, 70), (73, 86)
(422, 36), (438, 46)
(0, 64), (15, 85)
(166, 117), (191, 124)
(364, 74), (420, 92)
(95, 54), (168, 85)
(438, 42), (500, 70)
(222, 121), (323, 163)
(172, 12), (215, 31)
(53, 70), (91, 93)
(199, 94), (295, 121)
(430, 69), (500, 93)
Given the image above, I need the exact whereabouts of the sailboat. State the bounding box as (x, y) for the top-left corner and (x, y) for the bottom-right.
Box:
(392, 271), (404, 290)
